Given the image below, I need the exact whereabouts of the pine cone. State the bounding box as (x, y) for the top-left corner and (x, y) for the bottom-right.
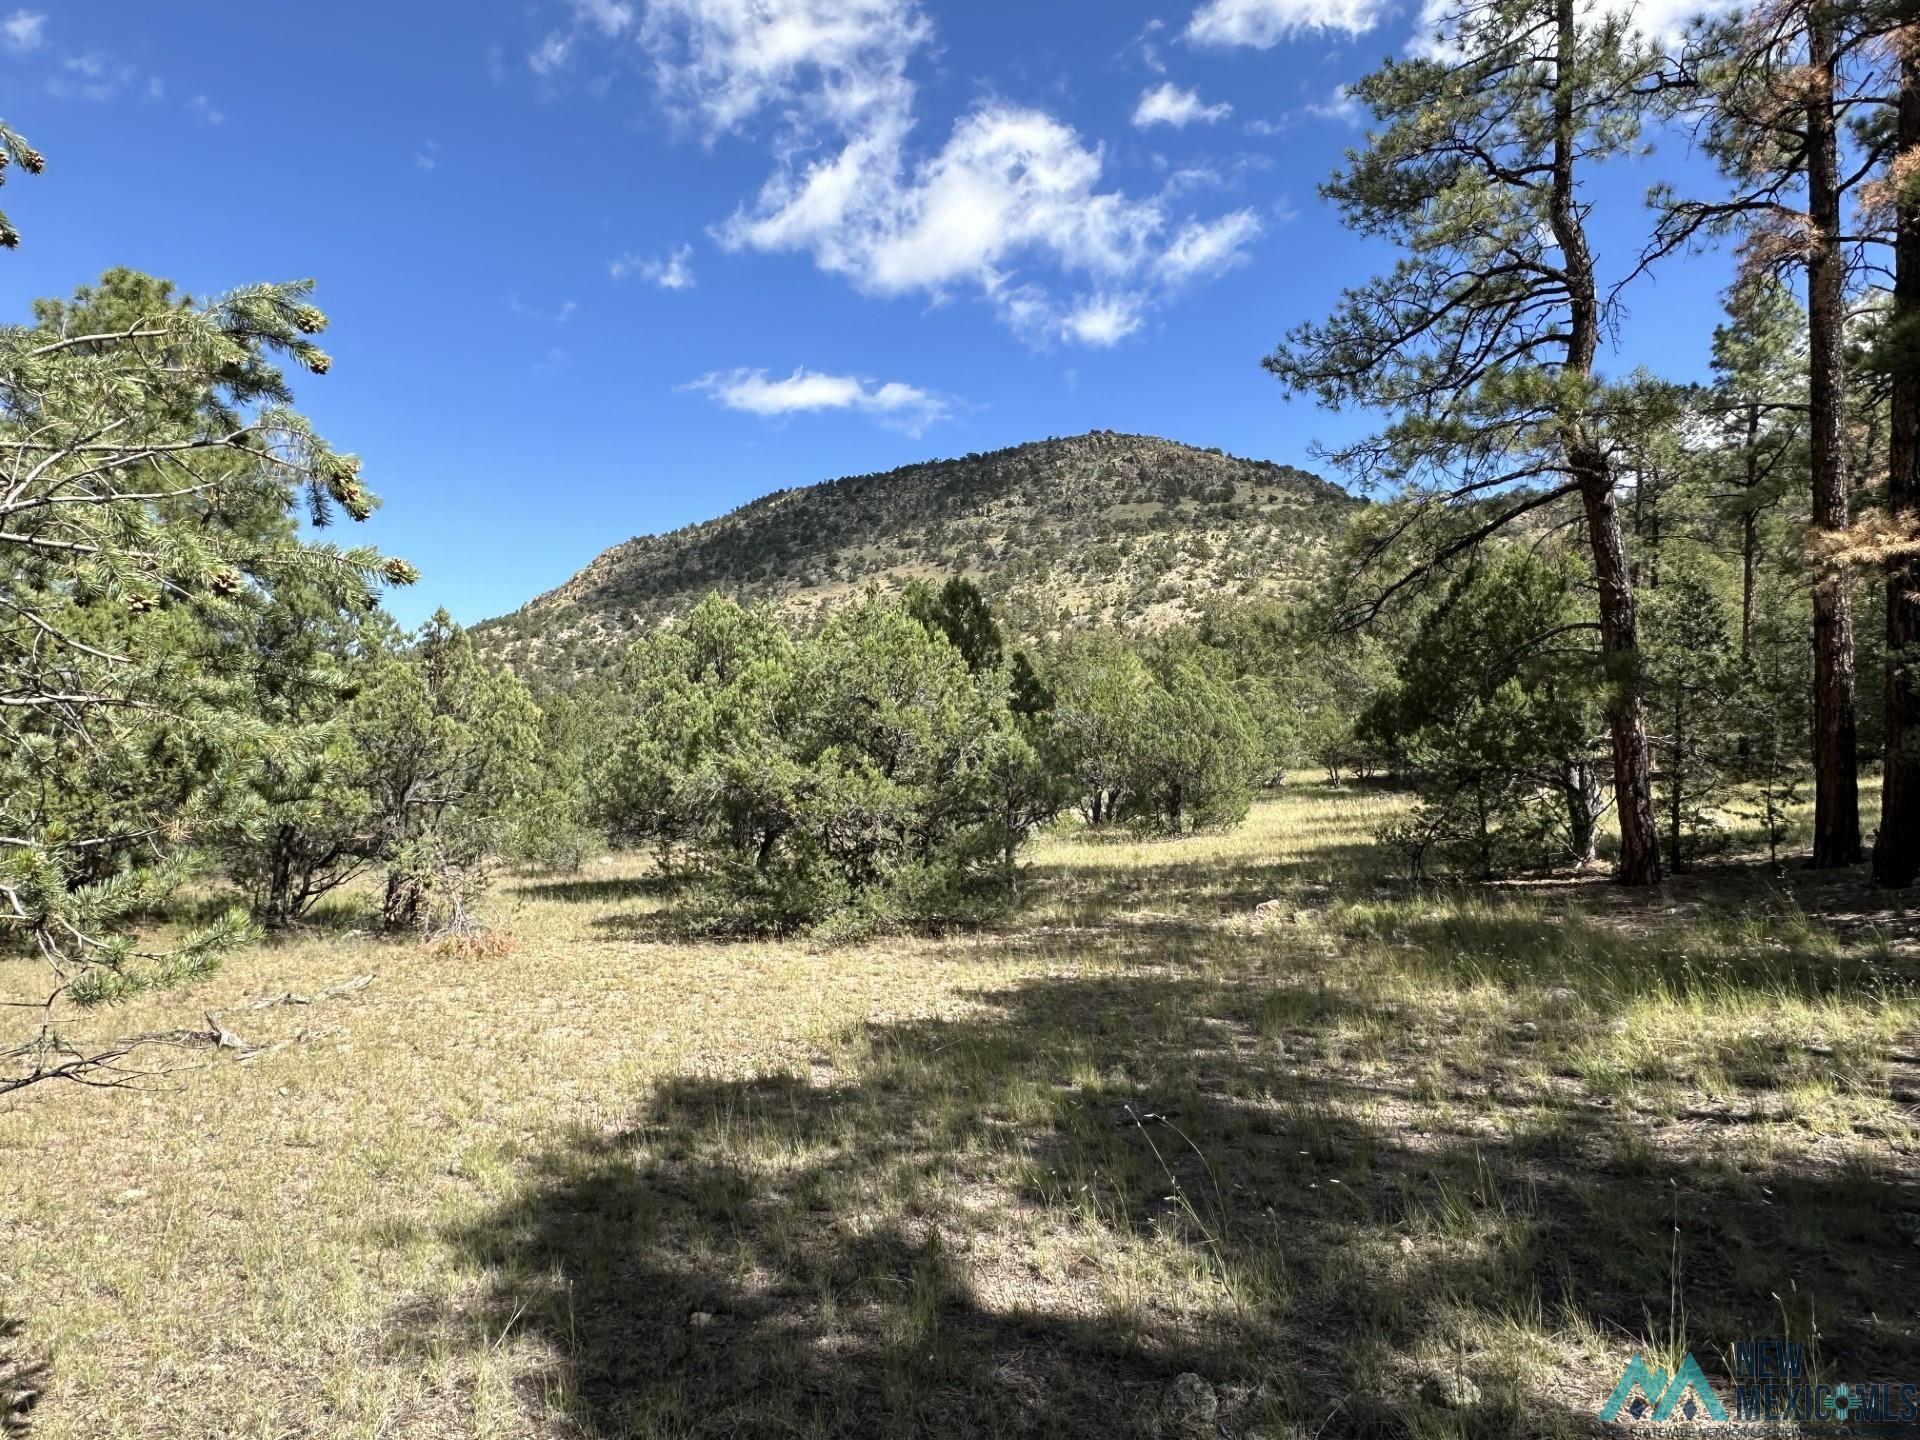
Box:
(126, 592), (155, 615)
(210, 568), (242, 595)
(19, 147), (43, 174)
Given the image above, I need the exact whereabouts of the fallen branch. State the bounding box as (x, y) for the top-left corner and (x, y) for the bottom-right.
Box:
(246, 972), (373, 1009)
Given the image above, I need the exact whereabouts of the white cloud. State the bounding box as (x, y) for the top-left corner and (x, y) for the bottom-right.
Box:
(1304, 84), (1361, 124)
(1, 9), (45, 53)
(574, 0), (635, 36)
(686, 366), (949, 433)
(1156, 209), (1262, 284)
(1186, 0), (1388, 46)
(529, 31), (572, 75)
(639, 0), (928, 136)
(189, 93), (224, 125)
(1132, 82), (1231, 129)
(528, 0), (1262, 345)
(530, 0), (637, 72)
(414, 139), (442, 170)
(1059, 295), (1144, 347)
(612, 243), (697, 289)
(721, 100), (1255, 344)
(728, 106), (1164, 298)
(1122, 19), (1169, 74)
(46, 51), (134, 101)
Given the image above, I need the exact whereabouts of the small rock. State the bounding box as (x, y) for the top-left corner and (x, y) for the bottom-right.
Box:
(1420, 1372), (1481, 1409)
(1543, 986), (1579, 1009)
(1253, 899), (1286, 919)
(1163, 1372), (1218, 1429)
(688, 1310), (715, 1328)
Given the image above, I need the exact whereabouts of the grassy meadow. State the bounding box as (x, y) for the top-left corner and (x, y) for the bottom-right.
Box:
(3, 782), (1917, 1439)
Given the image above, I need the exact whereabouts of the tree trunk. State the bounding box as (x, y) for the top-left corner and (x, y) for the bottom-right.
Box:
(1550, 0), (1660, 884)
(1741, 409), (1760, 662)
(1669, 694), (1686, 873)
(1564, 760), (1599, 866)
(1876, 40), (1920, 888)
(1807, 0), (1863, 867)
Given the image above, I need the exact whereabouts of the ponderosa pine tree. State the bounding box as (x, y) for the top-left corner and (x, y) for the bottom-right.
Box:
(1655, 0), (1889, 866)
(1643, 573), (1741, 870)
(1706, 278), (1807, 661)
(1267, 0), (1665, 882)
(1871, 20), (1920, 885)
(0, 118), (43, 249)
(0, 257), (411, 1089)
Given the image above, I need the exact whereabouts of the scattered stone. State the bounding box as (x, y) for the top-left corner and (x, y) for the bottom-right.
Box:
(1254, 899), (1286, 920)
(1163, 1372), (1218, 1430)
(1543, 986), (1580, 1009)
(1420, 1371), (1481, 1409)
(688, 1310), (715, 1328)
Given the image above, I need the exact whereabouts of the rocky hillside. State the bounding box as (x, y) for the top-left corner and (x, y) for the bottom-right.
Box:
(479, 431), (1360, 684)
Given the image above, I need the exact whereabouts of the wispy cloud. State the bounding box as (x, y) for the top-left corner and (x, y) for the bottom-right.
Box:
(611, 243), (696, 290)
(510, 295), (579, 324)
(1185, 0), (1388, 46)
(414, 139), (442, 170)
(45, 51), (137, 101)
(685, 365), (950, 434)
(1132, 82), (1231, 129)
(189, 93), (224, 125)
(1155, 210), (1263, 284)
(0, 9), (46, 53)
(1303, 84), (1361, 124)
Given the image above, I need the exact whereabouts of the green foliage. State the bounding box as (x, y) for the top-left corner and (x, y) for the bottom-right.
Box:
(348, 613), (543, 934)
(1050, 631), (1270, 836)
(214, 583), (395, 926)
(1363, 552), (1608, 879)
(1642, 574), (1741, 871)
(0, 116), (44, 250)
(0, 259), (411, 1091)
(905, 576), (1003, 673)
(591, 592), (1067, 935)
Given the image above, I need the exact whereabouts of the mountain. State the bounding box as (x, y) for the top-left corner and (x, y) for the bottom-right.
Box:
(478, 430), (1361, 684)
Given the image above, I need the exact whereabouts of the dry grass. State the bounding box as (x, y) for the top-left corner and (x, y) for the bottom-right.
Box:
(3, 783), (1917, 1439)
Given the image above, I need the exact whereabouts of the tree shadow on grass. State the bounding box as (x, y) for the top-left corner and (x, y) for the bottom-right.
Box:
(388, 939), (1920, 1439)
(0, 1316), (46, 1437)
(509, 873), (676, 906)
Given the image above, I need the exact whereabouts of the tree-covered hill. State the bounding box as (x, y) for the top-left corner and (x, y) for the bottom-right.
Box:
(478, 430), (1360, 684)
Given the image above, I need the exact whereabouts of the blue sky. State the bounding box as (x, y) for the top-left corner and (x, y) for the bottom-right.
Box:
(1, 0), (1732, 626)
